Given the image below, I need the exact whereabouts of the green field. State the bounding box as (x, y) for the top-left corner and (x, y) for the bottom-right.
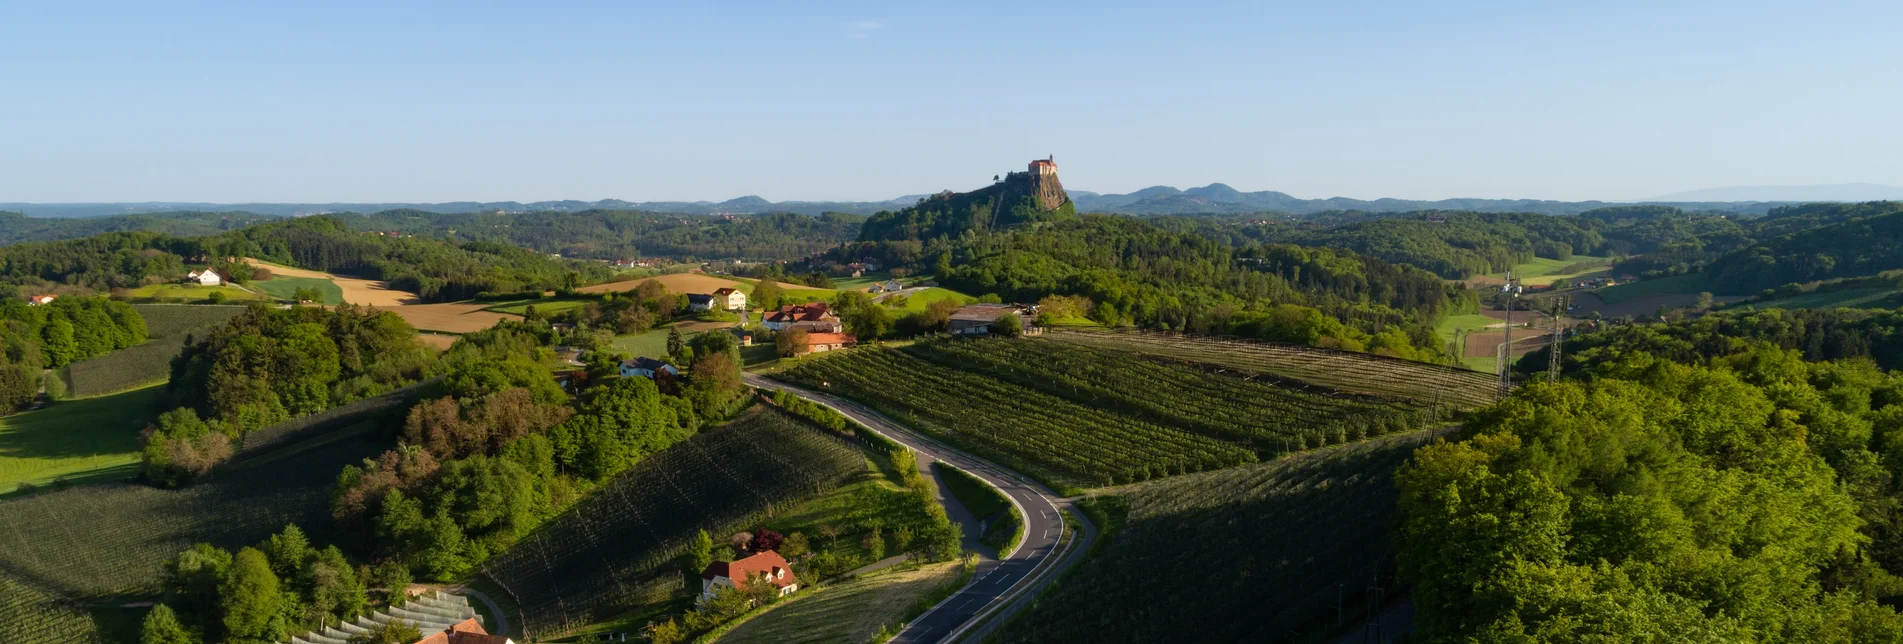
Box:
(829, 272), (894, 292)
(1486, 255), (1611, 286)
(127, 283), (264, 303)
(1752, 287), (1903, 311)
(251, 275), (344, 304)
(883, 287), (973, 312)
(0, 386), (166, 492)
(716, 561), (964, 644)
(1591, 272), (1711, 304)
(486, 297), (592, 315)
(611, 326), (678, 358)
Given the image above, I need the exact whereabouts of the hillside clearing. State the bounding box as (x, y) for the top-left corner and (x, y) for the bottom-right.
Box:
(0, 386), (165, 491)
(251, 275), (345, 304)
(126, 283), (263, 302)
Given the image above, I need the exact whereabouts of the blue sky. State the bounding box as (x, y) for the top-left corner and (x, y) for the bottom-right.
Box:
(2, 1), (1899, 203)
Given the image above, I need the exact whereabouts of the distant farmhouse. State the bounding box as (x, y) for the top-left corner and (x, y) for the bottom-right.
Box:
(764, 303), (842, 333)
(26, 294), (56, 306)
(948, 304), (1042, 336)
(686, 293), (719, 312)
(701, 550), (800, 602)
(185, 269), (222, 286)
(620, 357), (679, 379)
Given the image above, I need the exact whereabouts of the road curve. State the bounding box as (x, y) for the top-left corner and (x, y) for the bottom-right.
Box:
(743, 373), (1096, 643)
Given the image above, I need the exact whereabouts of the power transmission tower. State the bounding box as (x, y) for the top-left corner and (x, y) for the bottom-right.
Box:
(1547, 295), (1569, 383)
(1498, 271), (1520, 400)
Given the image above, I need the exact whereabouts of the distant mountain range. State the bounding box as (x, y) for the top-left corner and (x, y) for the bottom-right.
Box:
(1649, 183), (1903, 203)
(15, 182), (1894, 218)
(0, 197), (931, 219)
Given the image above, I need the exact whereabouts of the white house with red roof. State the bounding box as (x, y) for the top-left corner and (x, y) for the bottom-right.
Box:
(26, 294), (56, 306)
(700, 550), (800, 601)
(712, 287), (746, 311)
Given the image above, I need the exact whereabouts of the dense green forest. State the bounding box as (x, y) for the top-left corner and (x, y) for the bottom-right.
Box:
(0, 216), (614, 302)
(845, 213), (1462, 358)
(0, 210), (281, 245)
(1158, 208), (1744, 280)
(147, 304), (433, 485)
(1402, 344), (1903, 641)
(342, 209), (864, 261)
(1525, 307), (1903, 376)
(0, 295), (146, 413)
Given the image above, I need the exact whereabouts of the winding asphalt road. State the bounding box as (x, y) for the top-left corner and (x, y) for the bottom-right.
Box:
(743, 374), (1096, 644)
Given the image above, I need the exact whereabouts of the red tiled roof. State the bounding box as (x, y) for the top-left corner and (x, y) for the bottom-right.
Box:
(713, 287), (741, 296)
(702, 551), (798, 589)
(415, 618), (510, 644)
(801, 333), (856, 346)
(765, 303), (835, 323)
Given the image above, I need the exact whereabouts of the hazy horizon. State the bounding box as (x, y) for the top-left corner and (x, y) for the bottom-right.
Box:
(4, 2), (1901, 203)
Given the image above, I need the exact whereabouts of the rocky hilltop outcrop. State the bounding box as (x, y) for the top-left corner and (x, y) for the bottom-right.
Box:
(858, 157), (1077, 242)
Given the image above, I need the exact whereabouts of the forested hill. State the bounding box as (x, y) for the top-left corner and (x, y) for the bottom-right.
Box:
(858, 170), (1077, 242)
(1697, 201), (1903, 293)
(844, 212), (1464, 359)
(0, 207), (863, 263)
(0, 210), (283, 245)
(0, 216), (613, 302)
(1152, 208), (1739, 280)
(340, 209), (863, 261)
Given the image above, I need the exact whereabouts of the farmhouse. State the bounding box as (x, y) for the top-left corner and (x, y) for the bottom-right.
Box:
(948, 304), (1041, 336)
(415, 617), (514, 644)
(763, 302), (841, 333)
(26, 294), (56, 306)
(793, 332), (856, 355)
(185, 269), (223, 286)
(687, 293), (719, 312)
(701, 550), (800, 601)
(620, 357), (680, 379)
(712, 287), (747, 311)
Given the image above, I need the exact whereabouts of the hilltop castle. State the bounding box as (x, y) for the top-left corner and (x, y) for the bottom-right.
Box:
(1023, 155), (1067, 211)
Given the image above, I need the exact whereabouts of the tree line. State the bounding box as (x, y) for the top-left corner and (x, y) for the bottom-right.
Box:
(1400, 343), (1903, 640)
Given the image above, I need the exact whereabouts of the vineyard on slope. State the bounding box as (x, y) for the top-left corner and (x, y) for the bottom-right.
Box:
(903, 337), (1440, 452)
(0, 569), (99, 644)
(61, 304), (247, 396)
(0, 435), (384, 598)
(775, 347), (1258, 491)
(1045, 328), (1500, 409)
(997, 429), (1447, 643)
(479, 405), (867, 639)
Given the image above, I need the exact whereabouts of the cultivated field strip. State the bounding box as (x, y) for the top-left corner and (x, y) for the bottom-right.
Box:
(1046, 328), (1500, 409)
(902, 338), (1439, 451)
(998, 430), (1445, 643)
(479, 407), (866, 639)
(0, 569), (99, 644)
(778, 347), (1258, 489)
(0, 436), (384, 598)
